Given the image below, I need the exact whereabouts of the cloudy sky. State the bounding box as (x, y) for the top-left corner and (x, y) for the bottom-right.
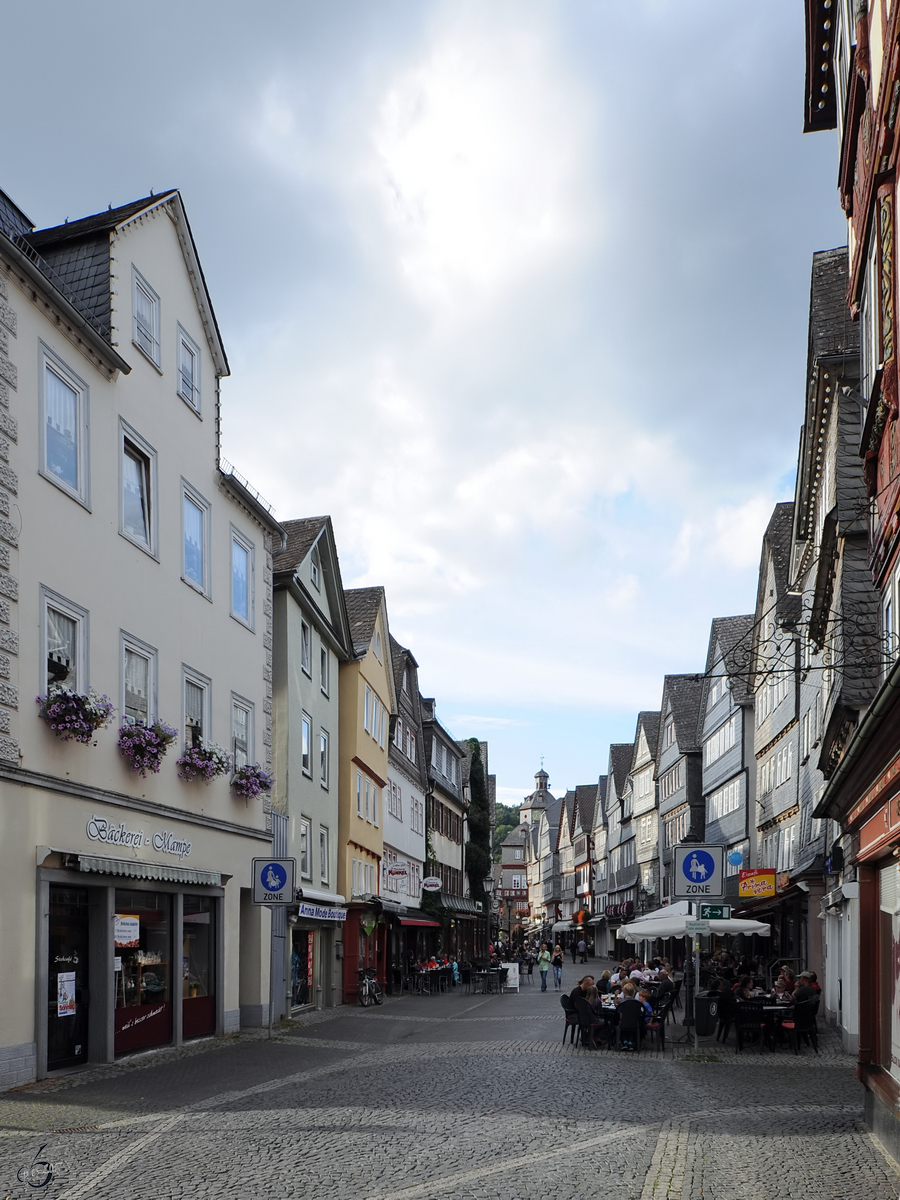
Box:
(5, 1), (846, 804)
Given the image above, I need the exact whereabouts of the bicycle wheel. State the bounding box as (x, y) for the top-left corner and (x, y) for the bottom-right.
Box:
(373, 983), (384, 1006)
(358, 983), (371, 1007)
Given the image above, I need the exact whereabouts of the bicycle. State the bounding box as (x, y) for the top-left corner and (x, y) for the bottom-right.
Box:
(357, 966), (384, 1007)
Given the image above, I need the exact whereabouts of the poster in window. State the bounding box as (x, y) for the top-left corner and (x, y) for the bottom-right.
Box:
(114, 913), (140, 948)
(57, 971), (76, 1017)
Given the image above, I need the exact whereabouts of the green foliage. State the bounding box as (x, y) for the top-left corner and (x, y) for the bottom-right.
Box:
(493, 802), (520, 861)
(465, 739), (492, 903)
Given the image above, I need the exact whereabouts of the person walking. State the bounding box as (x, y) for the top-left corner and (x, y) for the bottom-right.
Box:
(577, 936), (587, 964)
(537, 943), (552, 992)
(570, 940), (578, 965)
(552, 944), (564, 990)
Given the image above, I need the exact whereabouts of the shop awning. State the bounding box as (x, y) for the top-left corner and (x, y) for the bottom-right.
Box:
(550, 921), (571, 933)
(75, 853), (222, 887)
(399, 918), (441, 928)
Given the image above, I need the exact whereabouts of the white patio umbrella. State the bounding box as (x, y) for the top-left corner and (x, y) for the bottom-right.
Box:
(618, 906), (771, 942)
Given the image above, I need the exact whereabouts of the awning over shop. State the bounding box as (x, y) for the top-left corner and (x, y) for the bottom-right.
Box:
(75, 853), (222, 887)
(550, 921), (571, 933)
(399, 918), (441, 928)
(588, 915), (606, 925)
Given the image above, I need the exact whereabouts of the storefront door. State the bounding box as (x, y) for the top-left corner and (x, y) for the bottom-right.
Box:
(47, 886), (89, 1071)
(291, 929), (314, 1008)
(183, 896), (215, 1038)
(114, 890), (172, 1054)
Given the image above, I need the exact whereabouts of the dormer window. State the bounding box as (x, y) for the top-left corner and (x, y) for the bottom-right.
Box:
(664, 717), (675, 747)
(310, 544), (320, 591)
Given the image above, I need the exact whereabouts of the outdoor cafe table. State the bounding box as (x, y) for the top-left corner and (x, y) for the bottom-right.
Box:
(761, 1004), (794, 1049)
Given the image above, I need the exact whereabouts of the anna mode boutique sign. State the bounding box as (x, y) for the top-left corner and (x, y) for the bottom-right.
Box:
(86, 814), (192, 860)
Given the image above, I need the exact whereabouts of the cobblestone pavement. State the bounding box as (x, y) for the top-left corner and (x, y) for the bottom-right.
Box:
(0, 984), (896, 1199)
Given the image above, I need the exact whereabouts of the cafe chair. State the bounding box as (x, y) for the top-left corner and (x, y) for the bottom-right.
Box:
(560, 994), (580, 1045)
(572, 995), (604, 1050)
(715, 992), (737, 1044)
(616, 1005), (644, 1054)
(734, 1001), (766, 1053)
(460, 967), (472, 995)
(647, 996), (673, 1053)
(672, 979), (683, 1012)
(781, 1000), (819, 1055)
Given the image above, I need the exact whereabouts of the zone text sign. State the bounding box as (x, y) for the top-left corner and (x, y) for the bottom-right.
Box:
(252, 858), (296, 905)
(673, 846), (725, 899)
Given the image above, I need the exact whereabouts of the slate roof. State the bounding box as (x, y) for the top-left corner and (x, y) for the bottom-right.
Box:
(659, 674), (706, 754)
(596, 776), (608, 827)
(0, 189), (33, 239)
(544, 797), (564, 843)
(805, 247), (857, 380)
(272, 517), (329, 573)
(608, 744), (634, 801)
(25, 193), (177, 248)
(635, 711), (661, 763)
(344, 587), (385, 658)
(758, 503), (802, 627)
(706, 614), (755, 705)
(574, 784), (598, 833)
(559, 791), (576, 847)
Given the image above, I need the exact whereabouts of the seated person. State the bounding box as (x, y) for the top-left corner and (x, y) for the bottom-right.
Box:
(638, 988), (654, 1020)
(568, 975), (595, 1005)
(616, 982), (646, 1045)
(597, 970), (612, 994)
(734, 976), (753, 1001)
(792, 972), (817, 1003)
(770, 979), (789, 1003)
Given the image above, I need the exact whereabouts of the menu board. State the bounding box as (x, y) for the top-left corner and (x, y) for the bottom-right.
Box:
(114, 914), (140, 948)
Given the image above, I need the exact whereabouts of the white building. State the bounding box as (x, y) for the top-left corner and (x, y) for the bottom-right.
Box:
(0, 187), (282, 1089)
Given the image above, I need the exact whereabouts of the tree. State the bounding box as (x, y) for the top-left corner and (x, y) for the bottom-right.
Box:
(465, 739), (492, 903)
(493, 803), (520, 861)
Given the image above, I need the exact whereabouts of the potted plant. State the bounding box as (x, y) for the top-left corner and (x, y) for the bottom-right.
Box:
(231, 762), (275, 799)
(118, 720), (178, 777)
(36, 687), (115, 744)
(176, 742), (231, 783)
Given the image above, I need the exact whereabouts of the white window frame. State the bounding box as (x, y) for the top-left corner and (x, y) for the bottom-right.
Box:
(230, 526), (255, 630)
(300, 620), (312, 677)
(177, 324), (201, 414)
(231, 694), (254, 771)
(301, 711), (312, 776)
(182, 665), (211, 750)
(41, 586), (88, 695)
(120, 631), (157, 726)
(320, 827), (329, 885)
(299, 816), (312, 881)
(357, 771), (363, 817)
(39, 343), (90, 508)
(707, 776), (742, 822)
(320, 645), (329, 696)
(181, 480), (212, 597)
(319, 728), (329, 788)
(119, 420), (158, 557)
(132, 267), (161, 368)
(310, 543), (321, 591)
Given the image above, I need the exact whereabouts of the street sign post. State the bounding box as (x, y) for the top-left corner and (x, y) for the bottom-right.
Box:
(699, 904), (731, 920)
(252, 857), (296, 905)
(685, 919), (710, 935)
(251, 857), (297, 1041)
(673, 845), (725, 900)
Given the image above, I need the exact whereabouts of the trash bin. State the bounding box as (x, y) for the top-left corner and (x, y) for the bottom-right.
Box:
(693, 993), (720, 1037)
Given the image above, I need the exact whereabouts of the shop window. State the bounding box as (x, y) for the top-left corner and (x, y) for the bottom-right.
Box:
(291, 928), (314, 1008)
(183, 896), (215, 1038)
(114, 890), (172, 1053)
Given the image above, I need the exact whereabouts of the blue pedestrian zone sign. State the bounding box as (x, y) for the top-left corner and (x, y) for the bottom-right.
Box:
(251, 857), (296, 905)
(673, 845), (724, 899)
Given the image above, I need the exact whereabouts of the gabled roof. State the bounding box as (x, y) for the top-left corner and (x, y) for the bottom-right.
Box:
(390, 634), (420, 702)
(756, 503), (802, 629)
(502, 824), (529, 848)
(634, 711), (661, 765)
(556, 791), (576, 851)
(273, 516), (330, 573)
(705, 614), (755, 706)
(595, 776), (608, 828)
(344, 587), (386, 658)
(658, 675), (706, 756)
(544, 797), (564, 845)
(574, 784), (598, 833)
(22, 190), (228, 375)
(608, 744), (634, 802)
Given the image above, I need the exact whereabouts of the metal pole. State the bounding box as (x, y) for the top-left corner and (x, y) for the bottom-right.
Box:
(693, 935), (699, 1055)
(267, 905), (274, 1040)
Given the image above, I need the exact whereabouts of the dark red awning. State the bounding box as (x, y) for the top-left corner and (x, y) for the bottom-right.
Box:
(399, 918), (441, 928)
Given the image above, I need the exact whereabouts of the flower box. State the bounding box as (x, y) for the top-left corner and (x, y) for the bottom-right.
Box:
(37, 688), (115, 744)
(118, 720), (178, 778)
(231, 762), (275, 799)
(176, 742), (231, 783)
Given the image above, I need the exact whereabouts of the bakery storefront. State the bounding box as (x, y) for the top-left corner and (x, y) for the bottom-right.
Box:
(35, 802), (268, 1078)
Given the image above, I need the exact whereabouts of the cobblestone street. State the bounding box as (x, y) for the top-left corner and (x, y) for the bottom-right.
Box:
(0, 983), (896, 1200)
